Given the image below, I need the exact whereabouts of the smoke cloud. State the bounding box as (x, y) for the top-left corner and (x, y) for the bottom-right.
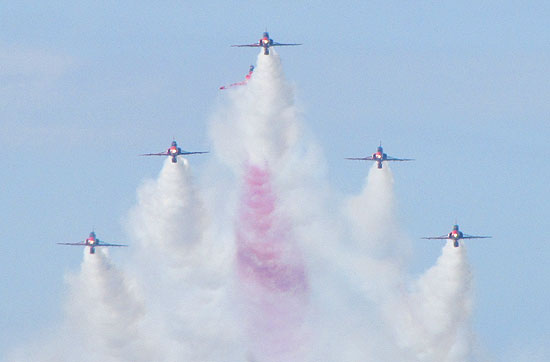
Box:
(63, 249), (153, 362)
(10, 49), (477, 361)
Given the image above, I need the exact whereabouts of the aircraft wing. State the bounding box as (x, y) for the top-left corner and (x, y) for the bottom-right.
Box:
(462, 234), (491, 239)
(345, 157), (375, 161)
(386, 156), (414, 161)
(272, 42), (302, 46)
(140, 152), (169, 156)
(231, 44), (261, 47)
(180, 151), (209, 155)
(421, 235), (449, 240)
(57, 242), (87, 246)
(97, 243), (128, 247)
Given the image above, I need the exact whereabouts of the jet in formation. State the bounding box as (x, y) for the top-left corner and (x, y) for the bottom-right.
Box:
(346, 143), (414, 169)
(422, 224), (491, 247)
(220, 65), (254, 90)
(57, 231), (127, 254)
(140, 140), (208, 163)
(232, 31), (301, 55)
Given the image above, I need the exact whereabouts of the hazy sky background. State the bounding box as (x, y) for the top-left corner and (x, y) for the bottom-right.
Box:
(1, 1), (549, 360)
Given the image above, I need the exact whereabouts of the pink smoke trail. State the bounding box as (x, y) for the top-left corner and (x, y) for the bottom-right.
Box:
(235, 163), (309, 360)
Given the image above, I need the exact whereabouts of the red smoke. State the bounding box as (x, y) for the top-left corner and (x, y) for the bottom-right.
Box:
(236, 164), (307, 294)
(235, 163), (309, 359)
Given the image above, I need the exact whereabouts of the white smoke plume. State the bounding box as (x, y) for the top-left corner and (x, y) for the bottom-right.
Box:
(126, 157), (241, 361)
(10, 248), (152, 362)
(345, 163), (411, 262)
(62, 248), (153, 362)
(10, 48), (478, 362)
(405, 242), (474, 361)
(128, 158), (207, 268)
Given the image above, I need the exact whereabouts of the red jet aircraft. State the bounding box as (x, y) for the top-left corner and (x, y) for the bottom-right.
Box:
(220, 65), (254, 90)
(422, 224), (491, 247)
(231, 31), (301, 55)
(58, 231), (127, 254)
(346, 143), (414, 169)
(140, 140), (208, 163)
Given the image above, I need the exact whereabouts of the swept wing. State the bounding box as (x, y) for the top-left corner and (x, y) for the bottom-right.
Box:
(140, 152), (169, 156)
(386, 156), (415, 161)
(345, 156), (375, 161)
(180, 151), (209, 155)
(462, 234), (492, 239)
(421, 235), (450, 240)
(272, 42), (302, 46)
(231, 44), (261, 48)
(96, 242), (128, 247)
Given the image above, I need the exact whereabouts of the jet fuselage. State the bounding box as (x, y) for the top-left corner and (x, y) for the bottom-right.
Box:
(86, 232), (97, 254)
(259, 32), (274, 54)
(448, 225), (464, 247)
(372, 147), (388, 168)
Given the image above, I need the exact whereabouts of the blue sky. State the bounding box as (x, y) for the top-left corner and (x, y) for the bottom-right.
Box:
(1, 1), (549, 360)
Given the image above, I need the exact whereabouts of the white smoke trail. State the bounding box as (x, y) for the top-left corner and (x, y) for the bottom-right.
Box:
(62, 248), (153, 362)
(128, 158), (206, 267)
(9, 248), (153, 362)
(336, 163), (418, 360)
(345, 163), (410, 260)
(405, 241), (474, 361)
(9, 248), (155, 362)
(126, 157), (241, 361)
